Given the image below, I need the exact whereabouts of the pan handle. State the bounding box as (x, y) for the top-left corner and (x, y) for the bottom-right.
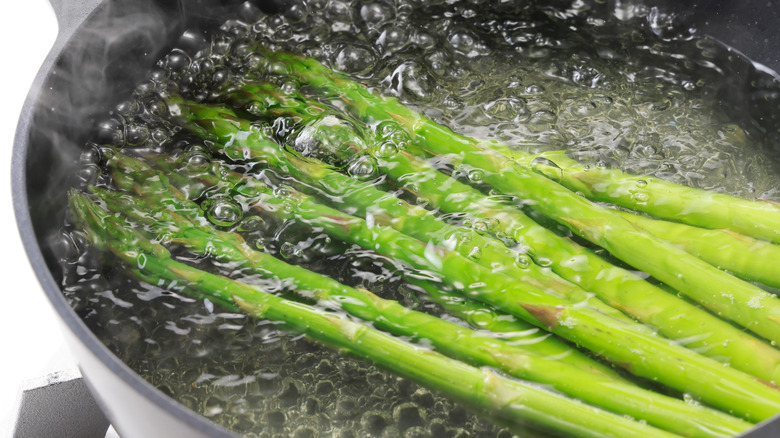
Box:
(47, 0), (104, 37)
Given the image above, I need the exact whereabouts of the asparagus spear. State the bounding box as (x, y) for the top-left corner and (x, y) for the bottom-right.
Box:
(69, 191), (678, 438)
(104, 152), (617, 378)
(218, 84), (644, 321)
(168, 95), (635, 325)
(611, 207), (780, 289)
(165, 104), (780, 421)
(255, 50), (780, 344)
(144, 156), (624, 381)
(97, 154), (752, 437)
(220, 81), (780, 383)
(256, 49), (780, 245)
(520, 149), (780, 244)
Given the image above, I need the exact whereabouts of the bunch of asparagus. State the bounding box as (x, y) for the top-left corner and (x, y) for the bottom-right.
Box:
(68, 47), (780, 437)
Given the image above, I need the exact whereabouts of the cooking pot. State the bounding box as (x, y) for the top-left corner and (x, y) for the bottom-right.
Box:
(11, 0), (780, 437)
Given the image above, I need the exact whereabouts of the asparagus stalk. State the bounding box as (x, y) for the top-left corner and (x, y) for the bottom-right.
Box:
(255, 50), (780, 344)
(144, 155), (624, 381)
(165, 104), (780, 421)
(610, 207), (780, 289)
(409, 113), (780, 344)
(168, 96), (635, 325)
(104, 152), (615, 377)
(256, 50), (780, 245)
(98, 154), (752, 437)
(220, 81), (780, 382)
(69, 191), (678, 438)
(217, 84), (638, 323)
(520, 149), (780, 244)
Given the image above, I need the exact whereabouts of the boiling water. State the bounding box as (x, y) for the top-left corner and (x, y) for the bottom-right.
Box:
(59, 1), (780, 437)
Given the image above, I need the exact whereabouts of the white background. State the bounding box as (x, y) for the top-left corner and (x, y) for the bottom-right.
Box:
(0, 1), (69, 432)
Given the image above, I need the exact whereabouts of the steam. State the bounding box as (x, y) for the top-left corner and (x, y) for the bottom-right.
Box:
(27, 0), (264, 270)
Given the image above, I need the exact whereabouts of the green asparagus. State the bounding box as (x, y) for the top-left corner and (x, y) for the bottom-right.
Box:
(217, 84), (641, 323)
(69, 190), (680, 438)
(95, 152), (753, 437)
(520, 149), (780, 244)
(254, 50), (780, 344)
(256, 49), (780, 245)
(611, 207), (780, 289)
(219, 81), (780, 383)
(163, 102), (780, 421)
(145, 154), (625, 380)
(169, 95), (635, 324)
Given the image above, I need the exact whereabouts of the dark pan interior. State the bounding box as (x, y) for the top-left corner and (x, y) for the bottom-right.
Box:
(14, 0), (780, 437)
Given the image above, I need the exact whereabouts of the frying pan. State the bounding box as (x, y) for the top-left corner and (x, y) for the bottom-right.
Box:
(10, 0), (780, 437)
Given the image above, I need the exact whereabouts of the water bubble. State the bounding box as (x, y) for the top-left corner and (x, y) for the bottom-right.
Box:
(376, 141), (399, 158)
(221, 19), (250, 36)
(333, 44), (376, 74)
(279, 242), (298, 259)
(115, 99), (139, 116)
(636, 179), (648, 187)
(53, 230), (88, 263)
(211, 69), (230, 86)
(283, 2), (309, 23)
(495, 232), (517, 248)
(448, 29), (483, 57)
(347, 154), (378, 179)
(79, 143), (102, 166)
(631, 192), (649, 203)
(536, 257), (552, 267)
(164, 50), (192, 73)
(181, 146), (211, 172)
(482, 97), (527, 121)
(148, 67), (170, 83)
(326, 0), (355, 24)
(279, 79), (300, 94)
(360, 2), (394, 27)
(524, 84), (545, 95)
(144, 97), (169, 117)
(96, 118), (124, 146)
(150, 127), (171, 146)
(290, 114), (366, 163)
(196, 58), (214, 73)
(530, 157), (561, 170)
(377, 26), (409, 52)
(412, 31), (435, 49)
(125, 123), (150, 146)
(202, 197), (243, 227)
(467, 169), (484, 183)
(515, 253), (532, 269)
(377, 121), (401, 137)
(572, 101), (598, 117)
(237, 216), (266, 233)
(473, 221), (488, 234)
(527, 110), (557, 132)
